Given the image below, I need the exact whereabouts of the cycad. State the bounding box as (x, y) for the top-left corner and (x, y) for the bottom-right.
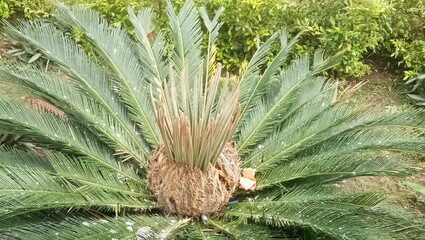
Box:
(0, 1), (424, 239)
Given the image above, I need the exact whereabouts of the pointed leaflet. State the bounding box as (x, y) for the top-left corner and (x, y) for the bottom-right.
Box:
(166, 0), (203, 84)
(225, 187), (423, 239)
(1, 19), (149, 160)
(257, 153), (412, 189)
(0, 213), (188, 240)
(0, 96), (141, 181)
(237, 52), (341, 154)
(0, 62), (148, 165)
(236, 31), (303, 132)
(0, 163), (151, 222)
(55, 3), (160, 146)
(245, 105), (425, 172)
(128, 7), (167, 98)
(200, 6), (224, 81)
(238, 34), (278, 120)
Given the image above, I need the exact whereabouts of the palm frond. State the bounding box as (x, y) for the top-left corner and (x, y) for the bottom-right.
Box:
(0, 213), (187, 240)
(171, 218), (285, 239)
(236, 31), (302, 132)
(244, 106), (425, 172)
(175, 223), (226, 239)
(0, 147), (152, 222)
(128, 7), (167, 90)
(225, 186), (424, 239)
(166, 0), (203, 82)
(257, 154), (410, 189)
(206, 218), (287, 240)
(55, 3), (161, 146)
(47, 153), (150, 199)
(0, 164), (140, 222)
(0, 61), (148, 165)
(237, 51), (340, 154)
(0, 96), (140, 180)
(238, 34), (277, 117)
(0, 146), (54, 171)
(1, 20), (149, 160)
(200, 6), (224, 80)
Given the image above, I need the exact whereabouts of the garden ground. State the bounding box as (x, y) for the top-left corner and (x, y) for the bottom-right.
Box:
(338, 61), (425, 214)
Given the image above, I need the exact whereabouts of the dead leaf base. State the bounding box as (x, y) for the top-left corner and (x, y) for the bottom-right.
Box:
(147, 143), (240, 217)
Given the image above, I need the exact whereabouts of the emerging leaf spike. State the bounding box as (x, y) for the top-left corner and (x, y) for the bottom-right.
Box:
(155, 62), (240, 171)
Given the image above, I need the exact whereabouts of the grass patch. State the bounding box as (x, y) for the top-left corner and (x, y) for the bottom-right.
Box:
(337, 63), (425, 214)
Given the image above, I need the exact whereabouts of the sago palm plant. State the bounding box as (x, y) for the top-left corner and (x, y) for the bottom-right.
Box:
(0, 1), (425, 239)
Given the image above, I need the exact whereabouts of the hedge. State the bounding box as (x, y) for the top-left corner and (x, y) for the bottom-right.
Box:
(1, 0), (425, 78)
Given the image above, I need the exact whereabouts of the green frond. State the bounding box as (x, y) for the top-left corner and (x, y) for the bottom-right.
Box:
(0, 148), (153, 222)
(1, 19), (149, 159)
(254, 80), (334, 147)
(0, 97), (140, 180)
(174, 218), (288, 240)
(236, 31), (302, 133)
(176, 223), (227, 239)
(225, 187), (424, 240)
(0, 165), (99, 222)
(200, 6), (224, 80)
(243, 99), (425, 171)
(257, 154), (410, 189)
(2, 147), (149, 200)
(128, 7), (168, 87)
(155, 218), (191, 239)
(199, 6), (224, 46)
(47, 153), (150, 199)
(238, 34), (277, 118)
(0, 146), (54, 172)
(0, 62), (148, 165)
(55, 3), (161, 146)
(0, 213), (187, 240)
(166, 0), (203, 82)
(301, 127), (425, 160)
(237, 51), (340, 154)
(207, 218), (287, 240)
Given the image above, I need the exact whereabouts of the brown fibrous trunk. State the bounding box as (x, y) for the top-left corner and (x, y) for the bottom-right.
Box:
(147, 143), (240, 217)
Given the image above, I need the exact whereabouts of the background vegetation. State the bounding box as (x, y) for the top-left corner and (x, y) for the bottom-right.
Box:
(1, 0), (425, 78)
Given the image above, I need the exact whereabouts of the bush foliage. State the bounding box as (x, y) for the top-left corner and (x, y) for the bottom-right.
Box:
(1, 0), (425, 78)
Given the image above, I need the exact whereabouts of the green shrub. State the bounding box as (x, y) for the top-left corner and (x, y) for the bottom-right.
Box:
(392, 39), (425, 79)
(191, 0), (284, 70)
(283, 0), (391, 77)
(0, 0), (53, 19)
(379, 0), (425, 79)
(0, 0), (16, 19)
(1, 0), (425, 79)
